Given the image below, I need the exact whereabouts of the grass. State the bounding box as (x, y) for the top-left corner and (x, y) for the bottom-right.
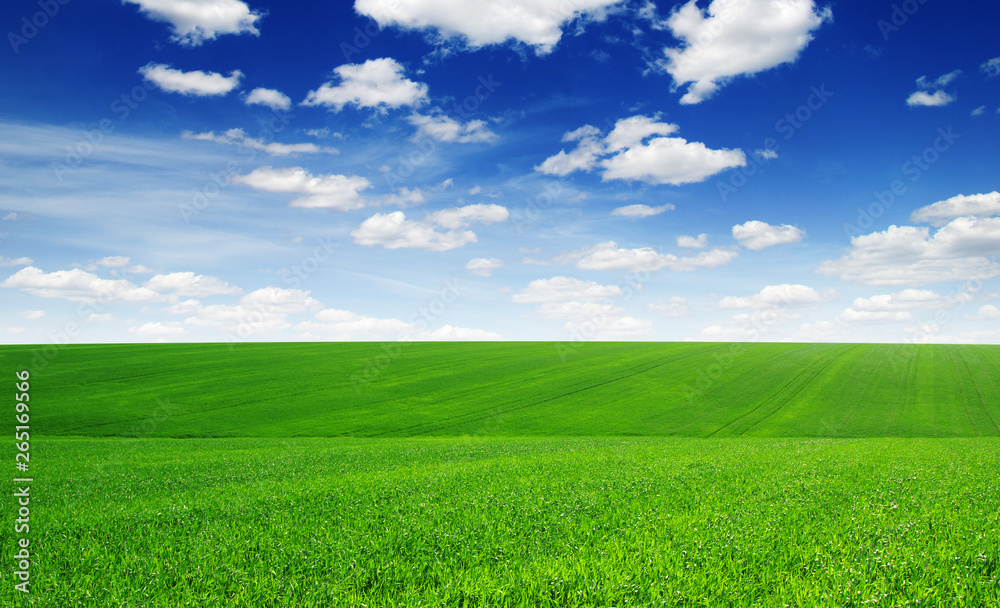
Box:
(4, 436), (998, 607)
(1, 342), (999, 606)
(3, 342), (999, 438)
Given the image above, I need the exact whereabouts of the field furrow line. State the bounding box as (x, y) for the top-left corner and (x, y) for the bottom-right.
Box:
(946, 347), (979, 437)
(735, 344), (861, 437)
(956, 348), (1000, 436)
(707, 346), (849, 438)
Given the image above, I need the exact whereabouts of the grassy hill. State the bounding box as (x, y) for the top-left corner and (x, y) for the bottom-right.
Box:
(6, 341), (999, 438)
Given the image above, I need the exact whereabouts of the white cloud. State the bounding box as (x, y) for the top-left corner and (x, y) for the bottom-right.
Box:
(408, 112), (498, 143)
(182, 288), (323, 336)
(847, 289), (965, 313)
(512, 276), (623, 303)
(19, 310), (44, 320)
(563, 315), (654, 339)
(910, 191), (1000, 226)
(183, 129), (337, 156)
(982, 57), (1000, 78)
(139, 63), (242, 96)
(124, 0), (261, 46)
(906, 90), (955, 107)
(611, 203), (675, 218)
(1, 266), (160, 303)
(244, 88), (292, 111)
(144, 272), (241, 297)
(234, 166), (372, 210)
(419, 325), (501, 340)
(969, 304), (1000, 320)
(659, 0), (831, 104)
(817, 217), (1000, 286)
(354, 0), (622, 54)
(719, 284), (835, 309)
(972, 105), (986, 117)
(302, 58), (428, 112)
(677, 233), (707, 249)
(916, 70), (962, 89)
(352, 204), (508, 251)
(836, 309), (913, 324)
(649, 296), (689, 317)
(536, 115), (745, 185)
(428, 204), (509, 229)
(535, 301), (624, 321)
(466, 257), (503, 277)
(93, 256), (130, 268)
(128, 322), (188, 337)
(0, 256), (33, 267)
(575, 241), (738, 272)
(732, 220), (805, 250)
(755, 149), (779, 160)
(380, 187), (425, 207)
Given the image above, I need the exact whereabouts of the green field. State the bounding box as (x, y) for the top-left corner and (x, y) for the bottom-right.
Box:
(5, 342), (1000, 438)
(2, 342), (1000, 606)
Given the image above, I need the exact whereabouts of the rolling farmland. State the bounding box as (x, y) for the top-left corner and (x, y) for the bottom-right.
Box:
(3, 342), (999, 606)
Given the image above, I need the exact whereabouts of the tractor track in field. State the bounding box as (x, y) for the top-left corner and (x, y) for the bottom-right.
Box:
(706, 345), (857, 438)
(378, 347), (726, 438)
(956, 348), (1000, 436)
(946, 348), (980, 437)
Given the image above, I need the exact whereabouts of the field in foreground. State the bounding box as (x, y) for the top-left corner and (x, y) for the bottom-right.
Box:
(5, 342), (1000, 438)
(3, 436), (998, 607)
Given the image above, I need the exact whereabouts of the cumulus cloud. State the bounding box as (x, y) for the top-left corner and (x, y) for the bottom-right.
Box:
(907, 70), (960, 107)
(910, 191), (1000, 226)
(659, 0), (832, 104)
(846, 289), (965, 313)
(19, 310), (45, 320)
(576, 241), (738, 272)
(677, 233), (707, 248)
(143, 272), (241, 298)
(408, 112), (497, 143)
(718, 284), (836, 309)
(1, 267), (160, 303)
(906, 90), (955, 107)
(139, 63), (242, 96)
(466, 257), (503, 277)
(732, 220), (805, 250)
(836, 309), (913, 324)
(298, 309), (499, 341)
(354, 0), (622, 54)
(302, 58), (428, 112)
(969, 304), (1000, 320)
(234, 166), (372, 210)
(244, 88), (292, 111)
(128, 322), (188, 337)
(982, 57), (1000, 78)
(649, 296), (689, 317)
(536, 115), (745, 185)
(611, 203), (675, 218)
(351, 204), (508, 251)
(124, 0), (261, 46)
(183, 129), (338, 156)
(0, 256), (33, 267)
(181, 287), (323, 336)
(512, 276), (623, 303)
(817, 217), (1000, 286)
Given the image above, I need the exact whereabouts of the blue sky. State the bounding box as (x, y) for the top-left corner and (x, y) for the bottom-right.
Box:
(2, 0), (999, 345)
